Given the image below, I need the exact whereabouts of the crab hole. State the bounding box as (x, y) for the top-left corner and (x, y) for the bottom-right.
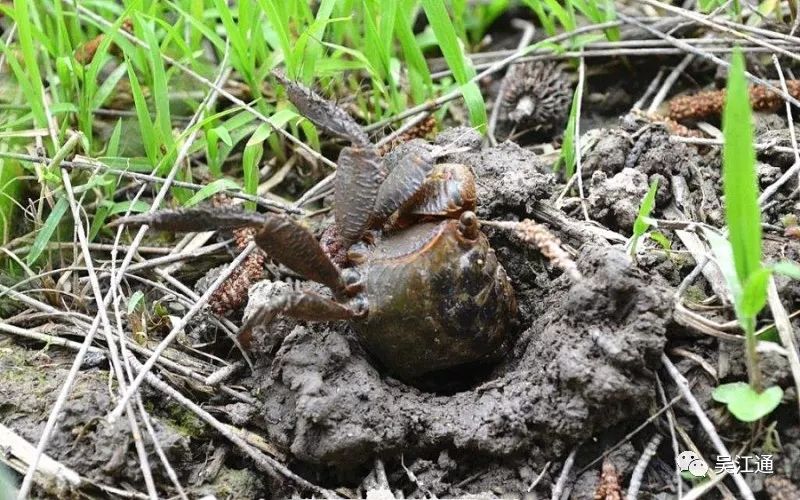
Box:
(405, 360), (500, 395)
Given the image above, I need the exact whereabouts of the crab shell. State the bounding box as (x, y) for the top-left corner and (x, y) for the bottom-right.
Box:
(346, 218), (517, 379)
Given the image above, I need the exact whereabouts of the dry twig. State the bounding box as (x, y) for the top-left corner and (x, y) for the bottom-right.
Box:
(484, 219), (582, 281)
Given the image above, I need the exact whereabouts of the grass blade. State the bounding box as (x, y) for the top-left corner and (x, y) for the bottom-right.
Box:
(184, 178), (241, 207)
(27, 197), (69, 266)
(556, 88), (579, 177)
(723, 47), (761, 285)
(421, 0), (487, 132)
(0, 160), (23, 245)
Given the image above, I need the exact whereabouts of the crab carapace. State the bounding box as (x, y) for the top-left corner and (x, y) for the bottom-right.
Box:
(119, 72), (517, 380)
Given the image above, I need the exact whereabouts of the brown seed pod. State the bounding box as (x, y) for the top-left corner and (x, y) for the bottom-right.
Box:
(377, 115), (437, 156)
(594, 459), (622, 500)
(209, 226), (267, 315)
(668, 80), (800, 122)
(501, 61), (573, 134)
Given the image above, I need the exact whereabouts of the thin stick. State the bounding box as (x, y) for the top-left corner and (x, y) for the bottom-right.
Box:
(61, 166), (158, 499)
(0, 151), (300, 214)
(107, 242), (256, 423)
(0, 423), (81, 488)
(616, 10), (800, 110)
(204, 360), (246, 386)
(551, 447), (578, 500)
(644, 0), (800, 72)
(758, 55), (800, 205)
(577, 392), (683, 475)
(574, 55), (589, 221)
(648, 53), (695, 114)
(111, 279), (189, 500)
(661, 354), (755, 500)
(527, 462), (552, 493)
(126, 355), (339, 498)
(15, 56), (232, 500)
(633, 68), (666, 111)
(656, 375), (684, 499)
(151, 267), (252, 369)
(625, 433), (663, 500)
(124, 239), (232, 272)
(0, 323), (104, 354)
(766, 278), (800, 420)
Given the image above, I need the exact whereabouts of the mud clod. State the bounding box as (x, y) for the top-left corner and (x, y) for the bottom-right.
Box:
(588, 168), (649, 232)
(253, 245), (669, 469)
(0, 340), (191, 490)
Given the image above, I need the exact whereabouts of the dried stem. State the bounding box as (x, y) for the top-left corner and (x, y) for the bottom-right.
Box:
(484, 219), (582, 281)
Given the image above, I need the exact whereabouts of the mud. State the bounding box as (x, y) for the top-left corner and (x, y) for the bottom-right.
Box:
(0, 338), (191, 493)
(243, 133), (672, 484)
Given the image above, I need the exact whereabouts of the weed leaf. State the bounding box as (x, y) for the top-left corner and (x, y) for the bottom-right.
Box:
(27, 197), (69, 265)
(184, 178), (241, 208)
(713, 382), (783, 422)
(722, 48), (761, 286)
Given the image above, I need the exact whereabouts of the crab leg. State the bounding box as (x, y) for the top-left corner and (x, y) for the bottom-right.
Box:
(371, 144), (435, 225)
(113, 207), (266, 232)
(335, 146), (384, 245)
(238, 290), (357, 346)
(114, 208), (345, 294)
(253, 214), (344, 294)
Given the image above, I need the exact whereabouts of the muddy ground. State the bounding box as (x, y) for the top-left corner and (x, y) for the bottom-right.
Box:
(5, 30), (800, 500)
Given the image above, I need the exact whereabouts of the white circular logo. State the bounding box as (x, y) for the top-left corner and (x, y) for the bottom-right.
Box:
(677, 451), (708, 477)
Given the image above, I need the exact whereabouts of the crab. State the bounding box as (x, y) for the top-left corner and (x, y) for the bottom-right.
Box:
(119, 73), (517, 380)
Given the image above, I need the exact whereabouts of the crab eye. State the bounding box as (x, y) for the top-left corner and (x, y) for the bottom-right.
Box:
(458, 211), (480, 240)
(349, 295), (368, 317)
(342, 268), (362, 287)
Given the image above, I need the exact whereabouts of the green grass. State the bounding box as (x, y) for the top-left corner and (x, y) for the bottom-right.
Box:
(555, 84), (580, 177)
(0, 0), (507, 271)
(708, 47), (800, 422)
(629, 178), (659, 257)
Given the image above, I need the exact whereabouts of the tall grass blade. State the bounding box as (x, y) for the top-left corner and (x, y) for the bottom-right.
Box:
(421, 0), (487, 132)
(723, 48), (761, 286)
(27, 197), (69, 266)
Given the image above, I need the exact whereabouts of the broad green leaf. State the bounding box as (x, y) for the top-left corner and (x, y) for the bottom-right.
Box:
(88, 204), (110, 242)
(9, 0), (48, 131)
(213, 126), (233, 147)
(184, 178), (241, 207)
(395, 0), (433, 104)
(723, 48), (761, 286)
(649, 232), (671, 251)
(91, 62), (128, 110)
(713, 382), (783, 422)
(27, 197), (69, 265)
(242, 140), (263, 211)
(106, 120), (124, 159)
(522, 0), (556, 35)
(125, 58), (159, 165)
(137, 15), (173, 148)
